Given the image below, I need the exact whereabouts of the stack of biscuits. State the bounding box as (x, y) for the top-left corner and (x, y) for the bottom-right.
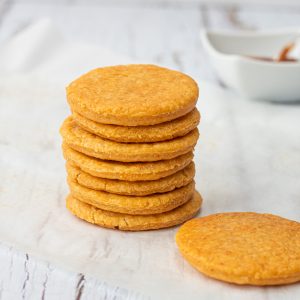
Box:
(60, 64), (203, 231)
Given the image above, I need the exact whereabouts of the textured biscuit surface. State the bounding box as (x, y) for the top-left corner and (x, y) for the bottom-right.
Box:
(176, 212), (300, 285)
(66, 191), (202, 231)
(68, 178), (195, 215)
(73, 108), (200, 143)
(67, 64), (199, 126)
(62, 144), (193, 181)
(60, 117), (199, 162)
(67, 162), (195, 196)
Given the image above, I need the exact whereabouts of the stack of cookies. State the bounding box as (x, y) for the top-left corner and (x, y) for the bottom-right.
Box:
(60, 64), (203, 231)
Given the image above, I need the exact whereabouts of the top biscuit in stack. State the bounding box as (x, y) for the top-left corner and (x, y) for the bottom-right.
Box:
(66, 64), (199, 127)
(60, 64), (202, 231)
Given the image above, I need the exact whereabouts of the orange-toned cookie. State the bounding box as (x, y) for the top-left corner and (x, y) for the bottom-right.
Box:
(67, 64), (199, 126)
(62, 144), (193, 181)
(66, 162), (195, 196)
(176, 212), (300, 286)
(60, 117), (199, 162)
(72, 108), (200, 143)
(68, 178), (195, 215)
(66, 191), (202, 231)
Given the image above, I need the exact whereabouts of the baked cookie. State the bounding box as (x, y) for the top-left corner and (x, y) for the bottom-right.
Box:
(176, 212), (300, 286)
(66, 191), (202, 231)
(67, 64), (199, 126)
(72, 108), (200, 143)
(68, 178), (195, 215)
(60, 117), (199, 162)
(62, 144), (193, 181)
(66, 161), (195, 196)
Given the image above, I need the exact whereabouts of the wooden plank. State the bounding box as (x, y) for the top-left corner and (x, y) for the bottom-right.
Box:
(0, 2), (216, 81)
(14, 0), (300, 8)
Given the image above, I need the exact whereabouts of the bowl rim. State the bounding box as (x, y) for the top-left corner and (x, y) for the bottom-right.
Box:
(201, 28), (300, 67)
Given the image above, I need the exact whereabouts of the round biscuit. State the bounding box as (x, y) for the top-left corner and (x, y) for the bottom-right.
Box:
(62, 144), (193, 181)
(176, 212), (300, 285)
(72, 108), (200, 143)
(60, 117), (199, 162)
(67, 64), (199, 126)
(68, 178), (195, 215)
(66, 191), (202, 231)
(66, 161), (195, 196)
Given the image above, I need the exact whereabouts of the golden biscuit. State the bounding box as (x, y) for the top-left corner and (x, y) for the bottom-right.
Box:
(60, 117), (199, 162)
(176, 212), (300, 286)
(72, 108), (200, 143)
(66, 161), (195, 196)
(66, 191), (202, 231)
(68, 178), (195, 215)
(62, 144), (193, 181)
(67, 64), (199, 126)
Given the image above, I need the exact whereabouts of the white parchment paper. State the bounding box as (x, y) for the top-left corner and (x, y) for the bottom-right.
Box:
(1, 19), (300, 300)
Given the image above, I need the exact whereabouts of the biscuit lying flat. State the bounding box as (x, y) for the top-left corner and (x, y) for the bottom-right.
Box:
(176, 212), (300, 286)
(67, 162), (195, 196)
(62, 144), (193, 181)
(67, 64), (199, 126)
(60, 117), (199, 162)
(72, 108), (200, 143)
(66, 191), (202, 231)
(68, 178), (195, 215)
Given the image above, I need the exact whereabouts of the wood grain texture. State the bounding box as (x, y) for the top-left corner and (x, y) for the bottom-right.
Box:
(0, 0), (300, 299)
(0, 243), (147, 300)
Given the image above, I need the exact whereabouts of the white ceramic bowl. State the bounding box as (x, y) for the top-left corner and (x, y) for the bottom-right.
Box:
(201, 29), (300, 102)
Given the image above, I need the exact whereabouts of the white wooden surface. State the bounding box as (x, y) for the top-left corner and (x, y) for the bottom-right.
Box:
(1, 1), (300, 299)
